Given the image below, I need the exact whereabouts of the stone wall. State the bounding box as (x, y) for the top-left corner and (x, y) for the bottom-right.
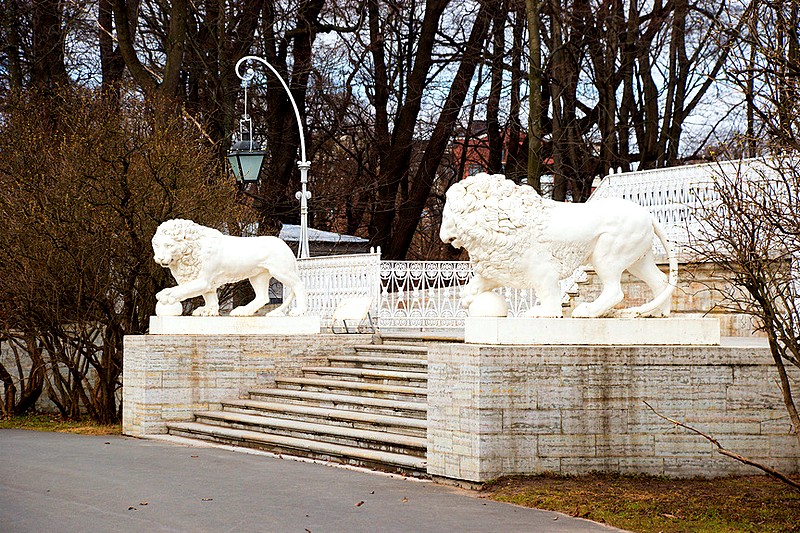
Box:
(122, 334), (365, 436)
(427, 340), (799, 482)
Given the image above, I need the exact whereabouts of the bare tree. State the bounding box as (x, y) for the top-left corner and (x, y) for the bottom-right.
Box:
(692, 159), (800, 452)
(0, 89), (244, 422)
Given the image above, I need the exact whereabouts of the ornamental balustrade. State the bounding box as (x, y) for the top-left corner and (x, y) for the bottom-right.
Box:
(293, 252), (584, 329)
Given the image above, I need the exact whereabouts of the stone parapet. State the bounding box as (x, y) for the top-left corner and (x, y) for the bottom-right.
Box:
(465, 317), (720, 345)
(427, 340), (799, 482)
(122, 334), (364, 437)
(149, 315), (321, 335)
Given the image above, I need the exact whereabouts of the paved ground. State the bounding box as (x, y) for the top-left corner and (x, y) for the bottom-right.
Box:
(0, 429), (621, 532)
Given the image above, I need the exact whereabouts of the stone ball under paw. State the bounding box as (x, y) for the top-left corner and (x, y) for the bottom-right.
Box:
(468, 291), (508, 317)
(155, 301), (183, 316)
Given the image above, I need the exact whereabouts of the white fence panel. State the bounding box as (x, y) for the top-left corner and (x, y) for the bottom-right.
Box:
(293, 251), (381, 327)
(377, 261), (540, 328)
(378, 261), (470, 328)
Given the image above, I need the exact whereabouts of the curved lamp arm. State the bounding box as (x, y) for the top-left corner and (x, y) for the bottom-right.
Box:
(234, 55), (312, 259)
(235, 55), (308, 164)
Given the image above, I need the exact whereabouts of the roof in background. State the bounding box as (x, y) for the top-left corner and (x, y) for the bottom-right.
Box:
(279, 224), (369, 244)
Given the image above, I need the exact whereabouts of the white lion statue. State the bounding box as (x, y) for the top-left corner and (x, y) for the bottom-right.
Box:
(440, 173), (677, 318)
(152, 219), (307, 317)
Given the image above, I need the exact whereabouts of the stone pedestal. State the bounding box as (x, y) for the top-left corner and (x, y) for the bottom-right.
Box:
(149, 315), (321, 335)
(465, 317), (720, 345)
(122, 333), (362, 437)
(426, 339), (799, 482)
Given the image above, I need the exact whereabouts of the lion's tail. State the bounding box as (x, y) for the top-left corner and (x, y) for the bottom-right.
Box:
(618, 219), (678, 317)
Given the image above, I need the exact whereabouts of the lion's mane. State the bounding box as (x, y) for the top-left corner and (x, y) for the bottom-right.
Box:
(444, 173), (590, 284)
(154, 219), (222, 284)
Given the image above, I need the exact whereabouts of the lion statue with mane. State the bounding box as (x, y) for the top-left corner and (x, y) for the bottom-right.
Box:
(152, 219), (307, 317)
(440, 173), (677, 318)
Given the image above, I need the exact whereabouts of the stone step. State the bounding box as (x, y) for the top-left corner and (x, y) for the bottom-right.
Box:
(221, 398), (427, 438)
(328, 355), (427, 371)
(166, 422), (428, 475)
(378, 332), (464, 344)
(353, 344), (429, 357)
(191, 410), (426, 456)
(301, 366), (427, 387)
(275, 377), (425, 402)
(247, 388), (427, 419)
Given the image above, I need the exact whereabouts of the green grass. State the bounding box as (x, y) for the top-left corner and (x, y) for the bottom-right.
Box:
(482, 472), (800, 532)
(0, 413), (121, 435)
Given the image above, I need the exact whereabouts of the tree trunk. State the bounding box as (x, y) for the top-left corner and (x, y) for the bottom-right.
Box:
(367, 0), (450, 251)
(385, 2), (493, 259)
(526, 0), (542, 191)
(486, 1), (507, 174)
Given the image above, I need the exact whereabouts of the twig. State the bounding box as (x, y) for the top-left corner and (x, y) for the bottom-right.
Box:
(643, 401), (800, 492)
(94, 19), (216, 145)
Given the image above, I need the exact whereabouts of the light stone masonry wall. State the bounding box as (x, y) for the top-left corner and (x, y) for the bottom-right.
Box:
(123, 334), (365, 437)
(427, 340), (799, 482)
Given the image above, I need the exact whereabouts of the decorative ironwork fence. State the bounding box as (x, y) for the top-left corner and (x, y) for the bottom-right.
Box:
(296, 254), (548, 329)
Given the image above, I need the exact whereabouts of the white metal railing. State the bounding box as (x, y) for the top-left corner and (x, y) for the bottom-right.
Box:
(294, 254), (586, 328)
(378, 260), (471, 328)
(293, 250), (381, 327)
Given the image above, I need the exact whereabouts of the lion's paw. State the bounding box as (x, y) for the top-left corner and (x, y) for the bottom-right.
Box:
(266, 308), (286, 317)
(230, 306), (255, 316)
(157, 288), (178, 305)
(192, 306), (219, 316)
(571, 303), (595, 318)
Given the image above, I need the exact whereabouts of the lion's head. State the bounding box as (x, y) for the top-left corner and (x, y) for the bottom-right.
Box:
(152, 219), (220, 283)
(440, 173), (548, 253)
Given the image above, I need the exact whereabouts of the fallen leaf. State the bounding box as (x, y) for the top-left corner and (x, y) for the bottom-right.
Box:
(401, 497), (408, 503)
(662, 513), (678, 519)
(139, 501), (148, 506)
(104, 442), (110, 445)
(552, 516), (558, 521)
(370, 491), (375, 494)
(201, 498), (213, 502)
(191, 455), (199, 458)
(128, 507), (137, 511)
(355, 501), (364, 507)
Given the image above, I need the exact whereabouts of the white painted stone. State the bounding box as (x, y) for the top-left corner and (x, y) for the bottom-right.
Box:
(464, 317), (720, 345)
(152, 219), (307, 317)
(468, 290), (508, 317)
(149, 315), (321, 335)
(440, 173), (678, 318)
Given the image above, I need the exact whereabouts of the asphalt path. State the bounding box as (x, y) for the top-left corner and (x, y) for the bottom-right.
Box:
(1, 429), (621, 532)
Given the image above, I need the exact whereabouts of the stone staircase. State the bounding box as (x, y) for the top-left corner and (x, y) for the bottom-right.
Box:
(166, 343), (429, 476)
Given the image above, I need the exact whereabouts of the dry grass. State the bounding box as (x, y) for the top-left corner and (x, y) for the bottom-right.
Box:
(0, 413), (121, 435)
(482, 472), (800, 532)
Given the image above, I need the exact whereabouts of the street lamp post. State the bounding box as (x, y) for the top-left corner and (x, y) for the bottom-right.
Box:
(231, 55), (312, 259)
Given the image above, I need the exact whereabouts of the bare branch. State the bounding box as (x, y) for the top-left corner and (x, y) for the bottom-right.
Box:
(643, 401), (800, 492)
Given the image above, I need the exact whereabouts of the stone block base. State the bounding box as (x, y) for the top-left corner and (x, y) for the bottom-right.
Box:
(149, 315), (321, 335)
(427, 340), (799, 482)
(465, 317), (720, 345)
(123, 334), (363, 436)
